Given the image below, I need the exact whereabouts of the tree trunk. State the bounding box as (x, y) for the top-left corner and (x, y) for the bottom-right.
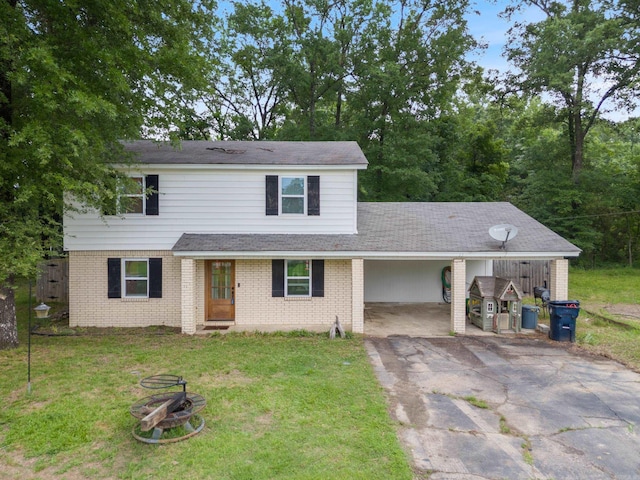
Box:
(572, 110), (585, 183)
(0, 282), (18, 350)
(627, 214), (633, 268)
(309, 59), (317, 139)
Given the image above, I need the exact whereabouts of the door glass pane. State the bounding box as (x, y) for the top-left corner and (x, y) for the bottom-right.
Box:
(211, 261), (231, 300)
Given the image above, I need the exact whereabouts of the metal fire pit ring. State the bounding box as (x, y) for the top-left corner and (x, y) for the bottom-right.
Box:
(130, 392), (206, 444)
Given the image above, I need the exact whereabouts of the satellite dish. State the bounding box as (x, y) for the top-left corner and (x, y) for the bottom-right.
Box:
(489, 224), (518, 249)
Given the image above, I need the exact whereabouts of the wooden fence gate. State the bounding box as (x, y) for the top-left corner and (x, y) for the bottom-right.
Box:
(36, 257), (69, 304)
(492, 260), (550, 296)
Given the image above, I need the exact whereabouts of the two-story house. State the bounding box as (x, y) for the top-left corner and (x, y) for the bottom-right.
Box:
(63, 140), (580, 335)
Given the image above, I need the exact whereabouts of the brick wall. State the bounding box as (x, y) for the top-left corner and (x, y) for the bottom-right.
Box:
(70, 253), (355, 332)
(180, 258), (197, 334)
(550, 259), (569, 300)
(351, 259), (364, 333)
(451, 258), (466, 334)
(68, 251), (181, 328)
(234, 259), (353, 330)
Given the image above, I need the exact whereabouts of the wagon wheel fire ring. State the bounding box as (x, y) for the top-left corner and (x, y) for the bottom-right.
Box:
(130, 375), (206, 444)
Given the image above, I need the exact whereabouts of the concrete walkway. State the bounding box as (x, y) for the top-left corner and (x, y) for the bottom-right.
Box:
(365, 335), (640, 479)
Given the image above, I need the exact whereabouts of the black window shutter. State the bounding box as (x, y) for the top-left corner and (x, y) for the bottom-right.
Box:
(145, 175), (159, 216)
(307, 176), (320, 216)
(107, 258), (121, 298)
(312, 260), (324, 297)
(149, 258), (162, 298)
(272, 259), (285, 297)
(266, 175), (279, 216)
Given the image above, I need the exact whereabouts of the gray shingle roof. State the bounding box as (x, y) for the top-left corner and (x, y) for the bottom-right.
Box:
(470, 276), (524, 299)
(172, 202), (581, 258)
(122, 140), (368, 166)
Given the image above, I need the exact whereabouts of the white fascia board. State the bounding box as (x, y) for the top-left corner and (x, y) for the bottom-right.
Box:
(110, 163), (367, 171)
(173, 250), (580, 260)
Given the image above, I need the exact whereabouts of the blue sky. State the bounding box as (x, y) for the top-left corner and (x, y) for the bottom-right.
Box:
(465, 0), (546, 73)
(218, 1), (635, 121)
(466, 0), (513, 72)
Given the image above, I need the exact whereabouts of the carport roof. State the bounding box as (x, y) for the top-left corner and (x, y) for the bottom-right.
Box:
(172, 202), (581, 259)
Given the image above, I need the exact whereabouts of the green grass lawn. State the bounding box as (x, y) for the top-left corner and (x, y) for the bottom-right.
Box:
(0, 290), (412, 479)
(569, 267), (640, 371)
(569, 267), (640, 304)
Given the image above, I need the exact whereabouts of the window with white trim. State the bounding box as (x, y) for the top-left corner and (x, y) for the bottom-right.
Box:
(123, 259), (148, 297)
(118, 176), (145, 214)
(285, 260), (311, 296)
(281, 177), (305, 214)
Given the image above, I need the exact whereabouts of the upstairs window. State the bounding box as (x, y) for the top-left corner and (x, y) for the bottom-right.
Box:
(119, 176), (145, 214)
(281, 177), (305, 214)
(103, 175), (159, 216)
(266, 176), (319, 216)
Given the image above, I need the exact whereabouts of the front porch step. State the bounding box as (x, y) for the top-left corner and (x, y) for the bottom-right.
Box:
(204, 320), (235, 327)
(195, 320), (235, 335)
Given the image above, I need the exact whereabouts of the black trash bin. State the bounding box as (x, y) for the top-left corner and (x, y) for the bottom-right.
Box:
(521, 305), (539, 329)
(548, 300), (580, 342)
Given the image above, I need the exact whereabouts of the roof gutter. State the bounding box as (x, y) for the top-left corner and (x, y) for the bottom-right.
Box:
(172, 250), (581, 260)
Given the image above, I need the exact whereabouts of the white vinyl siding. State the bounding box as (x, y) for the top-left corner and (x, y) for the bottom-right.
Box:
(63, 167), (358, 251)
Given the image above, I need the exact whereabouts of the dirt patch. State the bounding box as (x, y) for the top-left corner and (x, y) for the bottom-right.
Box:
(602, 303), (640, 319)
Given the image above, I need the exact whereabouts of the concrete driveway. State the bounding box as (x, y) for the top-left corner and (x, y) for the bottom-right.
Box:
(365, 335), (640, 479)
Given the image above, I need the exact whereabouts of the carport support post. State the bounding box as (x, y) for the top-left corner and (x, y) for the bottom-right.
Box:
(181, 258), (197, 334)
(351, 258), (364, 333)
(550, 259), (569, 301)
(451, 259), (466, 334)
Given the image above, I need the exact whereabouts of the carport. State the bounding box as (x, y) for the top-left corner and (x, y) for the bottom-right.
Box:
(364, 302), (497, 337)
(363, 258), (492, 337)
(185, 202), (581, 336)
(356, 203), (581, 336)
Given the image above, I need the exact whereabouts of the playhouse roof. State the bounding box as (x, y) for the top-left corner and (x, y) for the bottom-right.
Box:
(470, 276), (524, 300)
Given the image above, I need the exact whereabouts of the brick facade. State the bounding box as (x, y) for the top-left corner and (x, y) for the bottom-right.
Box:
(451, 258), (466, 334)
(233, 259), (353, 331)
(351, 259), (364, 333)
(68, 251), (181, 328)
(180, 258), (197, 334)
(550, 259), (569, 301)
(69, 252), (355, 333)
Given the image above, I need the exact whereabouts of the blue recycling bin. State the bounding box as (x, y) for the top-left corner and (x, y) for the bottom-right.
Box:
(548, 300), (580, 342)
(521, 305), (539, 329)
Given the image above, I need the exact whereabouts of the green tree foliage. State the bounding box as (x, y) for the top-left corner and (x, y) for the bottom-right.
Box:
(503, 0), (640, 182)
(205, 0), (478, 200)
(0, 0), (218, 348)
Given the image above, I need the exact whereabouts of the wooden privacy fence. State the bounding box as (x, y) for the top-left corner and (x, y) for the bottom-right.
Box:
(492, 260), (550, 296)
(36, 257), (69, 304)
